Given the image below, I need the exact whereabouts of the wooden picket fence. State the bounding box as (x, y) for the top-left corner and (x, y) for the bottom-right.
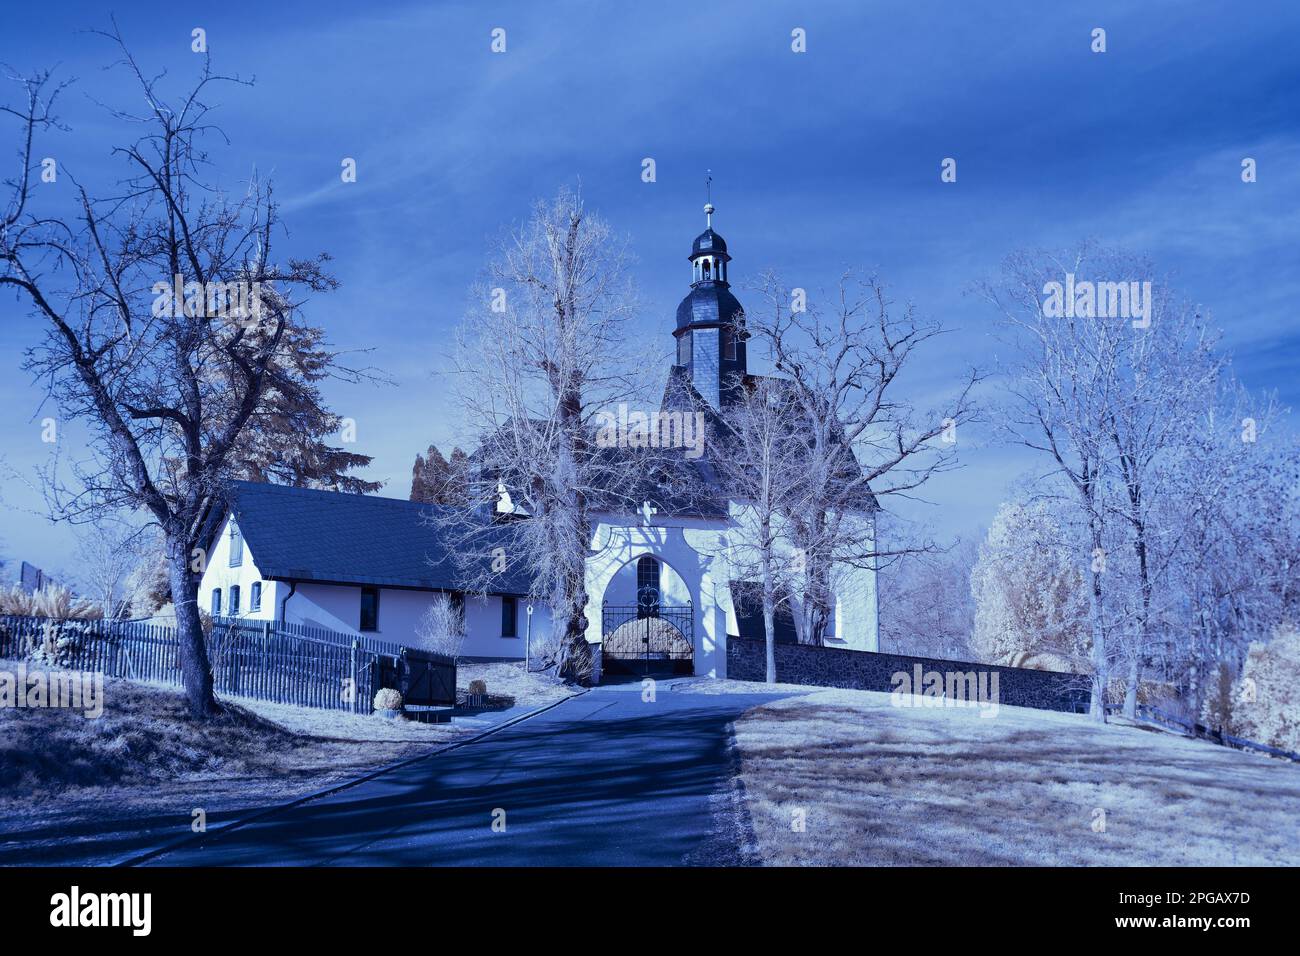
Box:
(0, 614), (455, 714)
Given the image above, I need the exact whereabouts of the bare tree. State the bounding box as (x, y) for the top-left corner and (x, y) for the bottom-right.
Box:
(878, 532), (979, 660)
(746, 270), (981, 645)
(1102, 278), (1223, 716)
(438, 188), (675, 680)
(1, 36), (351, 716)
(711, 375), (809, 682)
(70, 519), (154, 620)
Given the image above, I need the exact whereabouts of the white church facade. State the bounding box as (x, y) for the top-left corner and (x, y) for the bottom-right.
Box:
(197, 207), (878, 678)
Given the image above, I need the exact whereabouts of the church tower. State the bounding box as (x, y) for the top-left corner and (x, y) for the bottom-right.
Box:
(672, 203), (747, 408)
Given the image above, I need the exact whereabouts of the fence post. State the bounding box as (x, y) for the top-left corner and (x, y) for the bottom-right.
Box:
(350, 640), (359, 713)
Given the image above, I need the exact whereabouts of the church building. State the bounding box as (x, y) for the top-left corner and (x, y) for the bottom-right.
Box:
(196, 206), (879, 678)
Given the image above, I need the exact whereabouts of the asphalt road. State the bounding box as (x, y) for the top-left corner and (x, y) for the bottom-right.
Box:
(141, 681), (787, 866)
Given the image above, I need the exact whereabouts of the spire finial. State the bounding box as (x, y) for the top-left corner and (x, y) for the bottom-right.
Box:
(705, 169), (714, 227)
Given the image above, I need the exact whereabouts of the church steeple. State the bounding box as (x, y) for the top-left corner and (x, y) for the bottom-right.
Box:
(673, 203), (746, 408)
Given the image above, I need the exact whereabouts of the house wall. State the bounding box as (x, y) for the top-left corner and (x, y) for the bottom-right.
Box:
(283, 582), (545, 660)
(198, 514), (545, 661)
(199, 514), (280, 620)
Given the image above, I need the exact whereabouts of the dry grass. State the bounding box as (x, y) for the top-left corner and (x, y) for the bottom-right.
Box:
(458, 661), (577, 708)
(734, 688), (1300, 866)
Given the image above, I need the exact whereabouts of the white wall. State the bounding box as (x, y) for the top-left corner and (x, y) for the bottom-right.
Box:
(282, 582), (546, 660)
(199, 514), (279, 621)
(726, 500), (880, 649)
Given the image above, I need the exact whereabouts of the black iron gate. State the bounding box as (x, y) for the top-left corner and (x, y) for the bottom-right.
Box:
(601, 595), (694, 676)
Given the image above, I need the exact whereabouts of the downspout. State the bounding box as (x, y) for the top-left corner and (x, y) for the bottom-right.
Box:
(278, 579), (298, 623)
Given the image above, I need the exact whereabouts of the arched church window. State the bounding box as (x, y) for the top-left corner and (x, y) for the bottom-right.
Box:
(677, 332), (691, 366)
(636, 556), (661, 619)
(723, 327), (737, 361)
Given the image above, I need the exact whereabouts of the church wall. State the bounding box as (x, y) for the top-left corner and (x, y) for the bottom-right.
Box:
(725, 501), (879, 649)
(603, 556), (693, 608)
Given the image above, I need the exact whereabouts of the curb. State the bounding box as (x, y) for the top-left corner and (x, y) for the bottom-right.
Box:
(112, 688), (588, 867)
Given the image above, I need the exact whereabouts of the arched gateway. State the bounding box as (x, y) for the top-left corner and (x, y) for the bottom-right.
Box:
(600, 555), (694, 676)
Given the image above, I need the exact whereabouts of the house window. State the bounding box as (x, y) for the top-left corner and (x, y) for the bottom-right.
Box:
(228, 523), (243, 567)
(360, 587), (380, 632)
(636, 556), (661, 619)
(501, 596), (517, 637)
(677, 332), (691, 366)
(230, 585), (241, 616)
(250, 581), (262, 612)
(211, 589), (222, 616)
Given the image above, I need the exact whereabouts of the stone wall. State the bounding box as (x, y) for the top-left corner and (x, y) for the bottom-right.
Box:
(726, 637), (1089, 714)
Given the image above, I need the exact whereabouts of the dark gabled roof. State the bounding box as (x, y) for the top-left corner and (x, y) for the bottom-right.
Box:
(662, 368), (880, 514)
(217, 480), (532, 594)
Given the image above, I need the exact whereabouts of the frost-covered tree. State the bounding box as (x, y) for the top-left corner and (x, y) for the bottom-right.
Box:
(970, 499), (1091, 672)
(437, 188), (668, 680)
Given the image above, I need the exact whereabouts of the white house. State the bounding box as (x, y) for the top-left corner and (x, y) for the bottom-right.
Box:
(197, 205), (878, 677)
(198, 485), (551, 661)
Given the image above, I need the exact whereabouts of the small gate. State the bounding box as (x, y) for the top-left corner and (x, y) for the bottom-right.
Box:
(375, 647), (457, 707)
(601, 594), (694, 676)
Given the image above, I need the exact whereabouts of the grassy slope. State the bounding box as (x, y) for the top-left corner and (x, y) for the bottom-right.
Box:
(0, 659), (573, 864)
(733, 688), (1300, 866)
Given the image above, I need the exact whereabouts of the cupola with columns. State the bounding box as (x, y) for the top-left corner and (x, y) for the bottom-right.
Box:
(673, 203), (747, 408)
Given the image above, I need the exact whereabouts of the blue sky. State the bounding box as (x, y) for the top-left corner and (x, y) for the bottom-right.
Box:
(2, 0), (1298, 576)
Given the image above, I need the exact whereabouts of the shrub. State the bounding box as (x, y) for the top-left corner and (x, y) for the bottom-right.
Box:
(467, 679), (487, 696)
(0, 584), (100, 620)
(372, 688), (403, 712)
(415, 594), (467, 659)
(1229, 627), (1300, 754)
(26, 619), (97, 668)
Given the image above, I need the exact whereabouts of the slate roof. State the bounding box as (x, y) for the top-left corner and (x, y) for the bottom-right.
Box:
(217, 480), (533, 594)
(675, 281), (745, 331)
(691, 228), (728, 257)
(661, 368), (880, 514)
